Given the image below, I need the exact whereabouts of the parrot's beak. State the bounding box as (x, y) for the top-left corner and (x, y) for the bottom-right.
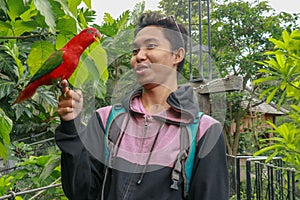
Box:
(94, 32), (102, 42)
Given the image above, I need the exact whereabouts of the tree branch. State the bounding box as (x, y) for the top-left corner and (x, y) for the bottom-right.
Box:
(0, 34), (43, 40)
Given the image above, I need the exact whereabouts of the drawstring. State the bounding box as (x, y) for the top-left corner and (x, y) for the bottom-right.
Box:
(137, 122), (164, 185)
(111, 113), (130, 164)
(101, 113), (130, 200)
(170, 127), (188, 190)
(100, 168), (109, 200)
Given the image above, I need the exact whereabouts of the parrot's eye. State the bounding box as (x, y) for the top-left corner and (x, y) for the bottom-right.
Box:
(87, 29), (93, 34)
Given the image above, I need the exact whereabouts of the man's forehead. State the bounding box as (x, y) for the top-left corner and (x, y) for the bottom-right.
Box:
(132, 37), (160, 46)
(133, 26), (167, 44)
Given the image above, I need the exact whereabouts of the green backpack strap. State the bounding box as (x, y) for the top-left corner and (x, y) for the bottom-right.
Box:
(170, 112), (203, 198)
(184, 111), (203, 195)
(104, 104), (126, 164)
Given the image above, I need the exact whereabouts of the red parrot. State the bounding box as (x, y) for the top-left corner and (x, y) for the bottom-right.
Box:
(14, 27), (102, 104)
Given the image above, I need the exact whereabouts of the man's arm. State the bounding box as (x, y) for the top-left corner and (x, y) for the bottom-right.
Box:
(189, 123), (229, 200)
(55, 113), (105, 200)
(56, 80), (105, 199)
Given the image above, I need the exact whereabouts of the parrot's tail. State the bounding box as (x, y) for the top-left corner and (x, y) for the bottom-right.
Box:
(14, 81), (39, 104)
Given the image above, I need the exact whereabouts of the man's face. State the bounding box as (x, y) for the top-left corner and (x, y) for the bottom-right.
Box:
(130, 26), (178, 89)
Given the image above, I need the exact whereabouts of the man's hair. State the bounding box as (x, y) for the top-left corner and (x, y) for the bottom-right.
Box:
(134, 11), (188, 72)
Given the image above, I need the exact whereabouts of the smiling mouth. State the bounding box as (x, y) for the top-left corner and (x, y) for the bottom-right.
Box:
(134, 65), (149, 74)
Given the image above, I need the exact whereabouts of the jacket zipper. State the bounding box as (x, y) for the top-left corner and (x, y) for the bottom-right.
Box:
(122, 115), (150, 199)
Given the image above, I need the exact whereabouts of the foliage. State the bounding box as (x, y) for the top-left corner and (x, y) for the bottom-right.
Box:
(0, 0), (107, 160)
(94, 2), (145, 106)
(159, 0), (300, 155)
(211, 0), (299, 156)
(0, 0), (109, 198)
(0, 108), (12, 161)
(0, 142), (64, 199)
(254, 30), (300, 171)
(0, 0), (145, 197)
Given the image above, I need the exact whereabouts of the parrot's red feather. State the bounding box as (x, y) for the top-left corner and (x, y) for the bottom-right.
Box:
(14, 81), (40, 104)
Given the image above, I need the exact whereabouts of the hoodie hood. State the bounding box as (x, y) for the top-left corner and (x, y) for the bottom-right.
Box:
(167, 85), (200, 120)
(121, 85), (200, 124)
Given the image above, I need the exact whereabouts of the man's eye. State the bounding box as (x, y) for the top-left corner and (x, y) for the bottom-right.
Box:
(132, 48), (140, 55)
(147, 44), (157, 49)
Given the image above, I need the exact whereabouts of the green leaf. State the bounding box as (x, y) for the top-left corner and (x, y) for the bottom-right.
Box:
(275, 53), (285, 70)
(0, 0), (7, 15)
(86, 43), (108, 82)
(256, 68), (272, 74)
(4, 42), (24, 79)
(78, 10), (88, 28)
(254, 144), (285, 156)
(13, 20), (38, 36)
(36, 155), (51, 166)
(253, 76), (278, 85)
(56, 16), (77, 36)
(53, 0), (78, 23)
(27, 41), (56, 76)
(39, 154), (60, 181)
(266, 87), (278, 103)
(0, 108), (12, 161)
(67, 0), (81, 16)
(290, 30), (300, 40)
(0, 21), (12, 32)
(19, 1), (38, 21)
(269, 38), (286, 49)
(0, 80), (14, 99)
(277, 89), (286, 108)
(282, 30), (290, 44)
(103, 13), (115, 25)
(69, 43), (108, 85)
(6, 0), (27, 21)
(69, 43), (108, 99)
(265, 150), (279, 163)
(34, 0), (56, 33)
(291, 105), (300, 112)
(116, 11), (130, 30)
(55, 33), (69, 50)
(83, 0), (91, 8)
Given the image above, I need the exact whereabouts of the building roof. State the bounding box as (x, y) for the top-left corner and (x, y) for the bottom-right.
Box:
(242, 99), (288, 116)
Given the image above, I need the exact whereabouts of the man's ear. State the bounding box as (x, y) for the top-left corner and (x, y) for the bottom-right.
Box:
(173, 47), (185, 65)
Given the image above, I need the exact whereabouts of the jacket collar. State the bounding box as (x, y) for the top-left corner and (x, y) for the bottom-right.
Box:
(121, 85), (200, 124)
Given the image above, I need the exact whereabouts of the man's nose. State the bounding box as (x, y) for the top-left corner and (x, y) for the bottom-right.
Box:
(135, 48), (147, 62)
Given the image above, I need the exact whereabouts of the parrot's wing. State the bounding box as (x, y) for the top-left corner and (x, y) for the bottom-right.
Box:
(30, 50), (64, 83)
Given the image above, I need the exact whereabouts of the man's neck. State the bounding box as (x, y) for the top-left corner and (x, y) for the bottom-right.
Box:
(141, 85), (177, 114)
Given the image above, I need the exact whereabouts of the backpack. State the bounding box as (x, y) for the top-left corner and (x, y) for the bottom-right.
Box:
(104, 104), (203, 198)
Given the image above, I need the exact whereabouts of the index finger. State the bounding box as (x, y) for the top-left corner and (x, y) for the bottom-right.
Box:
(60, 79), (69, 94)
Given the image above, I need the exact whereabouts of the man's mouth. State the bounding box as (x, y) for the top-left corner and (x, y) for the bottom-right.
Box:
(134, 64), (149, 75)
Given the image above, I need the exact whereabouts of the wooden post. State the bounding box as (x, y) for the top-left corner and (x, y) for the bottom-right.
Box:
(192, 76), (243, 115)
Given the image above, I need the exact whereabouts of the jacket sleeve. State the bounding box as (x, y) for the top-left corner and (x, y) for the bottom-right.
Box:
(55, 112), (105, 200)
(189, 122), (229, 200)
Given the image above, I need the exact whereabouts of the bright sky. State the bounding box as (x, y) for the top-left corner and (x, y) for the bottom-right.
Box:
(91, 0), (300, 24)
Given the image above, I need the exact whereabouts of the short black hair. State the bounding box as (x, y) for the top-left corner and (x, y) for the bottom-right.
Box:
(134, 11), (188, 72)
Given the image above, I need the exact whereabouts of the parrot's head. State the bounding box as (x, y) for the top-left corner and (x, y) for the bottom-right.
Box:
(80, 27), (102, 43)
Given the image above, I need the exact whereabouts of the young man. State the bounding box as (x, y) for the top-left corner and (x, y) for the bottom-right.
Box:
(55, 11), (229, 200)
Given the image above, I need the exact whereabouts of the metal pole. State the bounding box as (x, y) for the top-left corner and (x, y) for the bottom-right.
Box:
(207, 0), (212, 80)
(287, 170), (291, 200)
(246, 160), (252, 200)
(255, 163), (259, 200)
(268, 166), (274, 200)
(188, 0), (193, 81)
(236, 157), (241, 200)
(0, 184), (61, 200)
(292, 171), (295, 200)
(277, 159), (284, 200)
(198, 0), (203, 78)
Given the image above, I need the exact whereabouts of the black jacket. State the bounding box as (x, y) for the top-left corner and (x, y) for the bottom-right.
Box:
(55, 86), (229, 200)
